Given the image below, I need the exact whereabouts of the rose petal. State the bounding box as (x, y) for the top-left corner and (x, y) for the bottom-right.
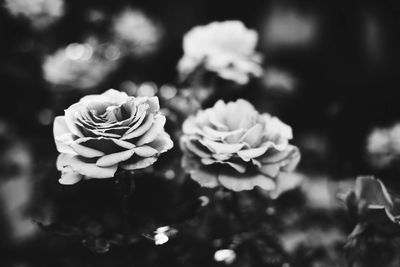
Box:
(70, 141), (105, 158)
(148, 131), (173, 153)
(356, 176), (393, 210)
(124, 103), (148, 134)
(112, 139), (136, 149)
(58, 166), (82, 185)
(260, 145), (294, 164)
(64, 103), (84, 137)
(121, 157), (158, 170)
(57, 153), (118, 179)
(281, 146), (301, 172)
(80, 89), (129, 105)
(190, 168), (219, 188)
(146, 96), (160, 113)
(136, 115), (166, 146)
(218, 173), (275, 191)
(96, 149), (135, 167)
(200, 139), (244, 154)
(202, 126), (246, 143)
(226, 100), (257, 130)
(122, 114), (154, 140)
(237, 146), (269, 161)
(134, 146), (159, 157)
(53, 116), (77, 155)
(259, 163), (281, 178)
(181, 137), (211, 158)
(271, 172), (304, 198)
(240, 124), (263, 147)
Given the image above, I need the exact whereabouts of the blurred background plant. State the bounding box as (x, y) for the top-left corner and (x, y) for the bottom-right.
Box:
(1, 0), (400, 266)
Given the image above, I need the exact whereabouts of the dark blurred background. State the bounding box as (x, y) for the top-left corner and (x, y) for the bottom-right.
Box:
(1, 0), (400, 266)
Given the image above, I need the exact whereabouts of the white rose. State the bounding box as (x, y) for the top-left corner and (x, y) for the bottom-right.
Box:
(178, 21), (263, 85)
(54, 89), (173, 185)
(180, 99), (300, 192)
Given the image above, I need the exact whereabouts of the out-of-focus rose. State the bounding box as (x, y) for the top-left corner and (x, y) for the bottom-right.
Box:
(345, 176), (400, 237)
(366, 124), (400, 169)
(43, 39), (119, 90)
(112, 8), (164, 57)
(5, 0), (64, 29)
(180, 99), (300, 192)
(178, 21), (263, 85)
(54, 89), (173, 185)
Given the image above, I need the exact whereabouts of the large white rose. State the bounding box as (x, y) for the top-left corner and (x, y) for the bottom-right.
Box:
(54, 89), (173, 185)
(180, 99), (300, 192)
(178, 21), (263, 85)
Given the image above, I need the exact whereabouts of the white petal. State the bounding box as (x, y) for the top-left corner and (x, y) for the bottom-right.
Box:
(240, 124), (263, 147)
(200, 139), (244, 154)
(218, 173), (275, 191)
(53, 116), (76, 155)
(148, 131), (173, 153)
(96, 149), (135, 167)
(190, 168), (219, 188)
(121, 157), (158, 170)
(58, 166), (82, 185)
(64, 103), (84, 137)
(112, 139), (136, 149)
(133, 146), (159, 157)
(122, 114), (154, 140)
(259, 163), (281, 178)
(237, 146), (269, 161)
(70, 141), (105, 158)
(57, 153), (118, 179)
(136, 115), (166, 146)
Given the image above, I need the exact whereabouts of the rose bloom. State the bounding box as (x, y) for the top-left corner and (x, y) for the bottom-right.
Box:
(180, 99), (300, 192)
(43, 40), (118, 90)
(112, 8), (164, 57)
(345, 176), (400, 237)
(178, 21), (263, 85)
(54, 89), (173, 185)
(5, 0), (64, 29)
(366, 123), (400, 169)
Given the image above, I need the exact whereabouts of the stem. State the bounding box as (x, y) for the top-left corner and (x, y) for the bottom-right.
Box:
(230, 191), (249, 231)
(115, 171), (135, 245)
(230, 191), (289, 265)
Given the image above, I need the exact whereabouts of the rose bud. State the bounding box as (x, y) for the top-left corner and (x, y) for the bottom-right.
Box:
(345, 176), (400, 237)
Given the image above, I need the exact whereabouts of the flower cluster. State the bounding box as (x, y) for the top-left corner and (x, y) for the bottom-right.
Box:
(178, 21), (263, 85)
(54, 89), (173, 184)
(180, 99), (300, 192)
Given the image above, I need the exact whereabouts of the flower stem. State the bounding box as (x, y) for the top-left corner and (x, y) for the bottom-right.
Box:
(230, 191), (249, 231)
(115, 171), (135, 245)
